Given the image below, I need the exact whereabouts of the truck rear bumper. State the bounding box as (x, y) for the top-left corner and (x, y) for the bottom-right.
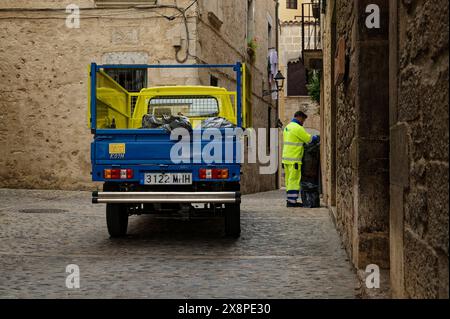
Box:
(92, 191), (241, 204)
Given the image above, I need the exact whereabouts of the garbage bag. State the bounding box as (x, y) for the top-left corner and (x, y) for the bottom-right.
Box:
(302, 136), (321, 183)
(301, 190), (321, 208)
(301, 181), (319, 192)
(198, 117), (236, 129)
(142, 114), (192, 132)
(142, 114), (164, 129)
(301, 135), (321, 208)
(163, 115), (192, 132)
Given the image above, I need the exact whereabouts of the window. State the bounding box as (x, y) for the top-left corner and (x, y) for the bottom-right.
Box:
(210, 75), (219, 87)
(106, 68), (147, 114)
(148, 96), (219, 118)
(105, 68), (147, 93)
(95, 0), (157, 7)
(286, 0), (298, 10)
(287, 61), (308, 96)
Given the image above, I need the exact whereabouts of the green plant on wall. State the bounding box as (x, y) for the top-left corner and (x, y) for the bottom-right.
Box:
(307, 70), (321, 104)
(247, 37), (258, 63)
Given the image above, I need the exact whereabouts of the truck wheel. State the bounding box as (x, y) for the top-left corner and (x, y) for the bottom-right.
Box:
(225, 203), (241, 238)
(106, 204), (129, 238)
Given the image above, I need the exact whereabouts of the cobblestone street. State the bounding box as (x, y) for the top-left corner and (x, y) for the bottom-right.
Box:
(0, 189), (357, 299)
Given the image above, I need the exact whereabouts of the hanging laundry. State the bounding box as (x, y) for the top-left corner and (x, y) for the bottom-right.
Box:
(268, 48), (279, 100)
(268, 49), (278, 79)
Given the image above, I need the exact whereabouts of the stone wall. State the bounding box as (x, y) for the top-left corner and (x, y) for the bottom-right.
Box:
(320, 0), (336, 207)
(329, 0), (391, 269)
(279, 22), (302, 67)
(333, 0), (358, 266)
(0, 0), (197, 190)
(321, 0), (449, 298)
(282, 96), (320, 133)
(390, 0), (449, 299)
(0, 0), (278, 194)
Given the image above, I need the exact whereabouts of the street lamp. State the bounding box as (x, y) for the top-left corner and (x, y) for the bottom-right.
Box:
(312, 0), (321, 19)
(263, 70), (285, 96)
(274, 70), (285, 92)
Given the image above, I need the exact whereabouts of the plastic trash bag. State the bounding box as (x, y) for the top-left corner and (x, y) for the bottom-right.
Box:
(301, 136), (321, 208)
(301, 181), (319, 192)
(302, 136), (321, 183)
(142, 115), (164, 129)
(163, 115), (193, 132)
(197, 117), (236, 129)
(142, 115), (192, 132)
(301, 190), (321, 208)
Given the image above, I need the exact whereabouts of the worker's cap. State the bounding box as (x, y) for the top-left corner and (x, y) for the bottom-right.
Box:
(294, 111), (308, 119)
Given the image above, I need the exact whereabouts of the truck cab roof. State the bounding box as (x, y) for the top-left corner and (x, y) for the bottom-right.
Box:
(139, 86), (230, 95)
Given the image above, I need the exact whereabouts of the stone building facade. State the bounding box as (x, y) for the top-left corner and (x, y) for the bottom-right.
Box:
(389, 0), (449, 299)
(320, 0), (448, 298)
(0, 0), (278, 194)
(278, 0), (320, 133)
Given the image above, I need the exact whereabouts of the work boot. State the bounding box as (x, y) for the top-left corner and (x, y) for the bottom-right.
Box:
(286, 201), (304, 208)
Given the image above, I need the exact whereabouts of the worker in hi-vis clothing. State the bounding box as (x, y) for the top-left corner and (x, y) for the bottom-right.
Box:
(282, 111), (319, 207)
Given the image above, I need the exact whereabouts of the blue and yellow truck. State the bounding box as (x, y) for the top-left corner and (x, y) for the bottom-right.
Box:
(89, 63), (248, 238)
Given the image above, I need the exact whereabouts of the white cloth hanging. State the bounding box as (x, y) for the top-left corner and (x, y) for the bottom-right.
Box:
(268, 49), (278, 78)
(268, 49), (279, 100)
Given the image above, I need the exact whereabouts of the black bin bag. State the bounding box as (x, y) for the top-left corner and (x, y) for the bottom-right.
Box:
(142, 115), (192, 132)
(301, 136), (321, 208)
(198, 117), (236, 129)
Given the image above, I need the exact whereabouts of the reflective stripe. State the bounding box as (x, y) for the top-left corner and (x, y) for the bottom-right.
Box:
(284, 141), (304, 147)
(283, 121), (311, 163)
(282, 157), (303, 162)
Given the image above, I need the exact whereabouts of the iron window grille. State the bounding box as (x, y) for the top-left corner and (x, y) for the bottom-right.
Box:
(301, 2), (322, 53)
(105, 68), (147, 114)
(148, 96), (220, 118)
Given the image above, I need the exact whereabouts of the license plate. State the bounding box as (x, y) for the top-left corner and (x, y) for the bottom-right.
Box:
(144, 173), (192, 185)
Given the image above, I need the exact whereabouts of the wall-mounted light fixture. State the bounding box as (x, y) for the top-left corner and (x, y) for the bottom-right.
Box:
(312, 0), (321, 19)
(263, 70), (285, 96)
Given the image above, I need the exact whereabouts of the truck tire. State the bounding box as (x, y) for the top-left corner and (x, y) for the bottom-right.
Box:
(225, 203), (241, 238)
(106, 204), (129, 238)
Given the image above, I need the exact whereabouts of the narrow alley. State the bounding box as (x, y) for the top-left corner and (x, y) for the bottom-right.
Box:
(0, 0), (448, 304)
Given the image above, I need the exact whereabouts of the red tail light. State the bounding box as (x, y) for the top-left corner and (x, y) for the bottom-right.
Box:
(127, 169), (134, 179)
(104, 169), (133, 180)
(199, 169), (229, 180)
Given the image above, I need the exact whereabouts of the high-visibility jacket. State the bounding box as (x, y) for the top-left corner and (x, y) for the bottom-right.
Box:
(282, 120), (312, 164)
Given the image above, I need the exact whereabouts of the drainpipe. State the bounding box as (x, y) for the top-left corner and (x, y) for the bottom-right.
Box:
(275, 0), (280, 116)
(275, 0), (280, 189)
